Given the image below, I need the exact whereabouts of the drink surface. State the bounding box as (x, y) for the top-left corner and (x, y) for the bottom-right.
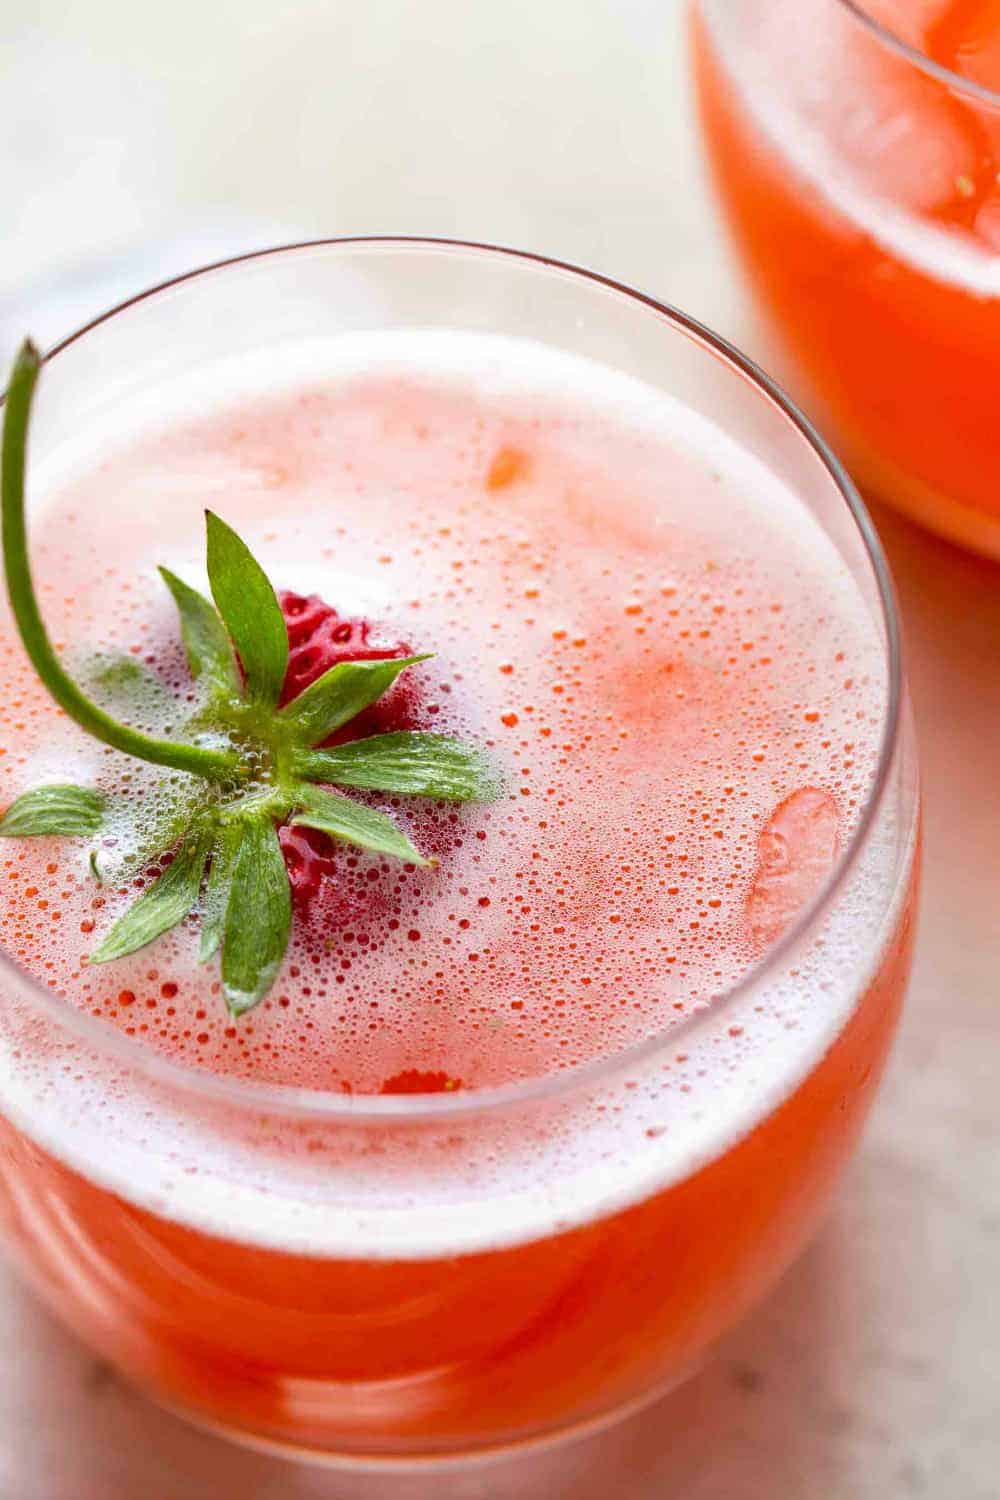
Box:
(0, 332), (902, 1257)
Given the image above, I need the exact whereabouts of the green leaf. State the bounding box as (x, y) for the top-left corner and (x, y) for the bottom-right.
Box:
(89, 828), (210, 964)
(204, 511), (288, 707)
(0, 784), (105, 837)
(199, 821), (241, 962)
(221, 817), (291, 1015)
(291, 783), (430, 865)
(278, 654), (432, 746)
(294, 733), (500, 802)
(158, 567), (240, 697)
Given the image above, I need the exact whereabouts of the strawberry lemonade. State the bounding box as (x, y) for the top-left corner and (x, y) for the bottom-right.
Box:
(693, 0), (1000, 556)
(0, 244), (918, 1460)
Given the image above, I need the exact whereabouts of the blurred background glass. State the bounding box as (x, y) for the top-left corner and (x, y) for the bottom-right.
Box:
(693, 0), (1000, 557)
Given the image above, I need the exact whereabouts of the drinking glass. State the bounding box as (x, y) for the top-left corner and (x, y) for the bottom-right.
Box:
(0, 239), (920, 1465)
(692, 0), (1000, 556)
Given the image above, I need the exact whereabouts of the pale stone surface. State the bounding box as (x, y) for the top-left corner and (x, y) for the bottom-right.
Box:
(1, 1), (998, 1495)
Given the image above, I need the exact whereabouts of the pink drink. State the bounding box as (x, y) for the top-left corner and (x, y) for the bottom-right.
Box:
(0, 253), (919, 1460)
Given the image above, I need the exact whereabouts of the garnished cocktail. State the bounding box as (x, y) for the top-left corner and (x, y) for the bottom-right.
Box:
(0, 241), (919, 1462)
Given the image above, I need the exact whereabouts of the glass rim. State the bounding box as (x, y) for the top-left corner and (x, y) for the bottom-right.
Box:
(837, 0), (1000, 108)
(0, 234), (904, 1122)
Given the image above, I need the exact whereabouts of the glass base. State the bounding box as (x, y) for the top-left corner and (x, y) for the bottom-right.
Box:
(153, 1365), (696, 1473)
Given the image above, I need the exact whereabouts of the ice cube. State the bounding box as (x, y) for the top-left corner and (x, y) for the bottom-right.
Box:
(835, 51), (981, 210)
(774, 0), (982, 212)
(744, 788), (840, 951)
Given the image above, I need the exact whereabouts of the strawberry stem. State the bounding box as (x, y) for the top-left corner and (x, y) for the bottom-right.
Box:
(2, 341), (241, 783)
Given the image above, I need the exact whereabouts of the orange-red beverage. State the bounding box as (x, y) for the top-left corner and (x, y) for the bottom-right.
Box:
(0, 242), (919, 1462)
(693, 0), (1000, 556)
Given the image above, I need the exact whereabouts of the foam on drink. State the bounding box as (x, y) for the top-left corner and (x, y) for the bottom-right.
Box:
(0, 332), (914, 1258)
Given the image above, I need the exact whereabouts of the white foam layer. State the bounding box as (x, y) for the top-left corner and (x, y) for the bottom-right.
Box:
(0, 330), (914, 1258)
(700, 0), (1000, 297)
(26, 324), (885, 623)
(0, 795), (914, 1257)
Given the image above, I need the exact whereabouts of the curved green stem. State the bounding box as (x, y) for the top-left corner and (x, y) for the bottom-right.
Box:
(2, 340), (240, 782)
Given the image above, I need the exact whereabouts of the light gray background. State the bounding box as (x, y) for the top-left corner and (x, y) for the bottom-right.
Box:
(1, 2), (998, 1496)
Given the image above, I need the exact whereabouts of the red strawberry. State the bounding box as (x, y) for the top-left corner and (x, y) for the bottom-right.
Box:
(277, 591), (427, 914)
(279, 591), (420, 742)
(277, 824), (341, 907)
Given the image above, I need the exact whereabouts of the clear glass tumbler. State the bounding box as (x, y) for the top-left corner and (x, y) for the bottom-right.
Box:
(0, 239), (920, 1466)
